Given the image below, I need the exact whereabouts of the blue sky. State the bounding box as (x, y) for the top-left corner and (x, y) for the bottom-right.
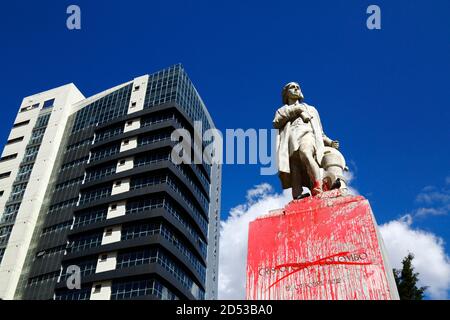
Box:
(1, 0), (449, 297)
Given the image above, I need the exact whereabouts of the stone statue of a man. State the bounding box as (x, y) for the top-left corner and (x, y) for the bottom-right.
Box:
(273, 82), (347, 199)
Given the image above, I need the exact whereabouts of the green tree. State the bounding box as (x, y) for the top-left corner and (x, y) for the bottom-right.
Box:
(393, 253), (427, 300)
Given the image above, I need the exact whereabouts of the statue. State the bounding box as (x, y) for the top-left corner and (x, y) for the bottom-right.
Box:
(273, 82), (348, 199)
(247, 83), (399, 300)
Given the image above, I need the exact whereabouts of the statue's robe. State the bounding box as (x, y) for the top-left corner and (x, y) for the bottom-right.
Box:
(273, 102), (328, 189)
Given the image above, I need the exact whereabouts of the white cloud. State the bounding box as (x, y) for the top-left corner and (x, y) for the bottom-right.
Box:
(218, 184), (291, 299)
(343, 170), (359, 196)
(416, 189), (450, 205)
(380, 216), (450, 299)
(245, 183), (273, 201)
(414, 207), (447, 217)
(218, 183), (450, 300)
(413, 180), (450, 218)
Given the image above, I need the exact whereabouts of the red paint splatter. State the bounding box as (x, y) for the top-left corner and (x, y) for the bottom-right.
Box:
(246, 191), (397, 300)
(268, 251), (372, 289)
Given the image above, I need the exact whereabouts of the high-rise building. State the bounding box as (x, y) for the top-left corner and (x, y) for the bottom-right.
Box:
(0, 64), (221, 300)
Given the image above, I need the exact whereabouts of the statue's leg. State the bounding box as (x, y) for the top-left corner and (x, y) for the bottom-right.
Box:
(298, 148), (322, 196)
(290, 161), (303, 199)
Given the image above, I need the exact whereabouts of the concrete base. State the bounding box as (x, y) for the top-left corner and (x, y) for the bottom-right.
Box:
(246, 190), (399, 300)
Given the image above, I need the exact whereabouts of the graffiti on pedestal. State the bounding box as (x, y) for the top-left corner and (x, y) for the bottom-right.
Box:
(267, 251), (372, 290)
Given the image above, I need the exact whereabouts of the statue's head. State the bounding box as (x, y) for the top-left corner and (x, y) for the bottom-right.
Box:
(282, 82), (304, 105)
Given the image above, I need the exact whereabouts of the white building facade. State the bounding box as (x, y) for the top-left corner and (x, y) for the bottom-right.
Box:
(0, 65), (221, 300)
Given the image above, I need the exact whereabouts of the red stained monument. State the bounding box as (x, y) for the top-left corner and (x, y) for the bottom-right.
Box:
(246, 190), (399, 300)
(247, 82), (400, 300)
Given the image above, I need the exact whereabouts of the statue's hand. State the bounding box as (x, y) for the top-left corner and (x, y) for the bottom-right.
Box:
(300, 112), (312, 123)
(331, 140), (340, 149)
(288, 105), (303, 120)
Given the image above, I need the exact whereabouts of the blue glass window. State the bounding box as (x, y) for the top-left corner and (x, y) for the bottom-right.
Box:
(43, 99), (55, 109)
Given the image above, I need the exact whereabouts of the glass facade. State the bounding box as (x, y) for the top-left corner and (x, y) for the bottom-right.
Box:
(54, 287), (91, 301)
(16, 64), (220, 300)
(116, 247), (204, 299)
(0, 112), (51, 264)
(111, 278), (178, 300)
(71, 84), (132, 134)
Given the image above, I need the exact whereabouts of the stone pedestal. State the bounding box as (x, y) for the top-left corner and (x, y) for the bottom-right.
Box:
(246, 190), (399, 300)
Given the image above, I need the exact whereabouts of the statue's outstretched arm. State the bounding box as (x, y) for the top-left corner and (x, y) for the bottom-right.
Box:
(323, 134), (333, 146)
